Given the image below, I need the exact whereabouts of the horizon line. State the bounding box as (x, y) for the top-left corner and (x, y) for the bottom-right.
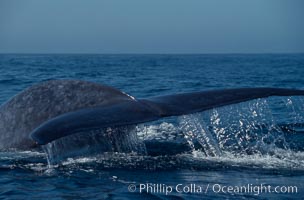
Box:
(0, 52), (304, 55)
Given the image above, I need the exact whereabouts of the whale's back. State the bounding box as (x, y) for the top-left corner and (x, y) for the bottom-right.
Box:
(0, 80), (132, 149)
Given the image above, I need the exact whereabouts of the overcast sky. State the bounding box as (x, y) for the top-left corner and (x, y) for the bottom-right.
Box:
(0, 0), (303, 54)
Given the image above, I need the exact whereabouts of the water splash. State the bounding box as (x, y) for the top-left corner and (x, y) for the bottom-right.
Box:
(43, 126), (147, 166)
(177, 98), (301, 158)
(179, 115), (221, 157)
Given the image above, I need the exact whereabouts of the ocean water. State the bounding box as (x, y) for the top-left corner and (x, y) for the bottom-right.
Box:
(0, 54), (304, 199)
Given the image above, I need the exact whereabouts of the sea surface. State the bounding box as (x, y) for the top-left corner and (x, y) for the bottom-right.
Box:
(0, 54), (304, 199)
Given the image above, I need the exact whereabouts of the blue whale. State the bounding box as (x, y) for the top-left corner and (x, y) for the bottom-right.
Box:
(0, 79), (303, 150)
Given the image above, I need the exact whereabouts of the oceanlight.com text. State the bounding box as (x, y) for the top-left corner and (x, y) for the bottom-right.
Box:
(127, 183), (298, 196)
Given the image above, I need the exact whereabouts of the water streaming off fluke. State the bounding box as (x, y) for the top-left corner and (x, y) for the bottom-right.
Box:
(42, 96), (304, 169)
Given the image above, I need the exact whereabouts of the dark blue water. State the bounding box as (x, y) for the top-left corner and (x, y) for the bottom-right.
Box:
(0, 54), (304, 199)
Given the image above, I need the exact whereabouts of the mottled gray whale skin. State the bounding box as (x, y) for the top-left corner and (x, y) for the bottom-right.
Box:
(1, 79), (304, 150)
(0, 80), (133, 150)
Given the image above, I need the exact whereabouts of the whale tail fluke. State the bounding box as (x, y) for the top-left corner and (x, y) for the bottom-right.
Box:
(30, 87), (304, 145)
